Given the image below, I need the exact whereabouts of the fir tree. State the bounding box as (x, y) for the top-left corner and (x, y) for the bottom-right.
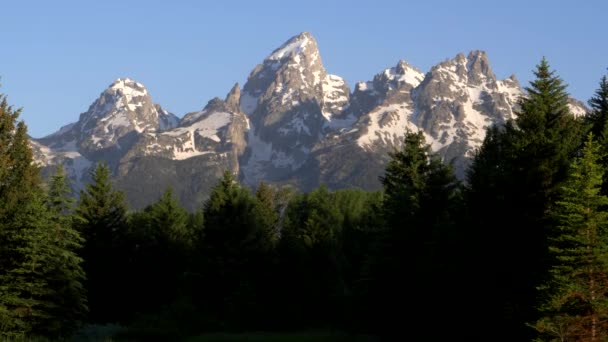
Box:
(0, 92), (62, 337)
(533, 135), (608, 341)
(586, 74), (608, 141)
(364, 130), (460, 336)
(75, 162), (128, 323)
(127, 187), (192, 314)
(585, 73), (608, 195)
(43, 165), (87, 336)
(0, 192), (55, 338)
(199, 171), (275, 329)
(253, 182), (279, 245)
(466, 58), (584, 339)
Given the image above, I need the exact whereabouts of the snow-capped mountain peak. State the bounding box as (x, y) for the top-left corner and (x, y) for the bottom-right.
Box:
(267, 32), (314, 61)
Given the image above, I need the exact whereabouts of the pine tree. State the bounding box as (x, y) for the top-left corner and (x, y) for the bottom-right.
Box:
(363, 130), (460, 336)
(253, 182), (279, 245)
(0, 92), (57, 337)
(43, 165), (87, 336)
(466, 58), (585, 339)
(199, 171), (274, 329)
(127, 187), (192, 314)
(585, 73), (608, 196)
(533, 135), (608, 341)
(586, 74), (608, 141)
(74, 162), (128, 323)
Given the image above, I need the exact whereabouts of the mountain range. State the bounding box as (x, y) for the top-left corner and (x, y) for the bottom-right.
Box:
(30, 32), (588, 210)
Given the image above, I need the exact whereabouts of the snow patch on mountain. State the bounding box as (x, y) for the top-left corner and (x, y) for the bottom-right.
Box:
(268, 34), (311, 61)
(162, 111), (232, 160)
(384, 62), (425, 88)
(321, 74), (349, 120)
(357, 103), (418, 148)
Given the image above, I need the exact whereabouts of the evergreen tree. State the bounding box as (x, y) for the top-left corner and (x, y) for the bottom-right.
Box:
(0, 92), (67, 337)
(363, 130), (461, 336)
(0, 192), (55, 338)
(585, 73), (608, 195)
(586, 74), (608, 141)
(253, 182), (279, 245)
(198, 171), (275, 329)
(278, 186), (345, 329)
(466, 58), (584, 339)
(43, 165), (87, 336)
(533, 135), (608, 341)
(75, 162), (128, 323)
(127, 187), (192, 315)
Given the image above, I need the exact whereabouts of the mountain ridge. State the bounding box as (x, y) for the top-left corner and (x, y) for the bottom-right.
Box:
(31, 32), (588, 209)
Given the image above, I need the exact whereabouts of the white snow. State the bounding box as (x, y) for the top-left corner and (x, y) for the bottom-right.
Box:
(162, 111), (232, 160)
(312, 70), (322, 86)
(357, 103), (418, 148)
(356, 81), (374, 92)
(110, 78), (148, 97)
(280, 88), (297, 105)
(32, 140), (92, 191)
(497, 80), (522, 105)
(462, 85), (492, 146)
(384, 65), (425, 87)
(569, 103), (587, 117)
(321, 74), (349, 120)
(267, 35), (310, 61)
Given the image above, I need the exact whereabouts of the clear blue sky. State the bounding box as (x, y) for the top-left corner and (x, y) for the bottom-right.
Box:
(2, 0), (607, 138)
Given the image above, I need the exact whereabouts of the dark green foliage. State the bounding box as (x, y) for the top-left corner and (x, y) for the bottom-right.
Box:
(585, 73), (608, 196)
(0, 192), (56, 338)
(0, 92), (52, 337)
(361, 130), (462, 336)
(75, 162), (128, 323)
(278, 186), (383, 331)
(196, 171), (276, 330)
(466, 58), (585, 339)
(533, 135), (608, 341)
(0, 93), (85, 338)
(586, 74), (608, 140)
(43, 165), (87, 336)
(126, 187), (194, 316)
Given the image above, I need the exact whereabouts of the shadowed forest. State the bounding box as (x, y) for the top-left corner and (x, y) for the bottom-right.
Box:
(2, 59), (608, 341)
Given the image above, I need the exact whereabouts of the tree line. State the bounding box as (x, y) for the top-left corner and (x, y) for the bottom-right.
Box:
(1, 59), (608, 341)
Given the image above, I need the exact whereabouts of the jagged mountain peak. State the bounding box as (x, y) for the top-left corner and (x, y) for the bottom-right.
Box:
(109, 78), (148, 93)
(384, 59), (425, 87)
(225, 83), (241, 113)
(266, 32), (316, 61)
(465, 50), (495, 84)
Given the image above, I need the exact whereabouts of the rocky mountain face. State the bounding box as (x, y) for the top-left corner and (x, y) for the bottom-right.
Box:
(32, 32), (589, 209)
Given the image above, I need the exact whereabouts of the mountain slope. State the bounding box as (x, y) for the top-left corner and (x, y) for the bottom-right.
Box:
(32, 32), (589, 208)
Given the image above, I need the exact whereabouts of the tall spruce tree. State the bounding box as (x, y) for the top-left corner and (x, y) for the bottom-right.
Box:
(0, 92), (74, 338)
(585, 73), (608, 195)
(43, 165), (87, 336)
(586, 74), (608, 140)
(362, 130), (460, 337)
(199, 171), (275, 329)
(127, 187), (192, 315)
(466, 58), (584, 340)
(75, 162), (128, 323)
(533, 135), (608, 341)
